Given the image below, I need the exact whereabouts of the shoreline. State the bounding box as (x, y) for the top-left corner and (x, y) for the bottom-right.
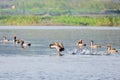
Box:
(0, 26), (120, 30)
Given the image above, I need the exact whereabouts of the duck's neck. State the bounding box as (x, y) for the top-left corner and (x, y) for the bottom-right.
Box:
(21, 41), (24, 45)
(3, 37), (7, 40)
(14, 37), (16, 40)
(107, 46), (111, 51)
(91, 41), (93, 46)
(14, 38), (16, 42)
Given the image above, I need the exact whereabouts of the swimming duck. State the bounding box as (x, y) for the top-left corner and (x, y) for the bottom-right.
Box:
(49, 42), (64, 56)
(76, 39), (86, 48)
(90, 40), (101, 49)
(13, 36), (21, 45)
(21, 40), (31, 48)
(107, 43), (118, 54)
(3, 36), (9, 43)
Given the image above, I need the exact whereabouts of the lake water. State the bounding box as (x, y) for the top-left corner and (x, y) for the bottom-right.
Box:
(0, 26), (120, 80)
(0, 26), (120, 56)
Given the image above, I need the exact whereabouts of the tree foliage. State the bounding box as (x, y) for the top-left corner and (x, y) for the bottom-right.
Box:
(0, 0), (120, 15)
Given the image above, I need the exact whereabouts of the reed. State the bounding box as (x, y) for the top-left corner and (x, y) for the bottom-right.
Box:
(0, 15), (120, 26)
(1, 15), (41, 25)
(52, 16), (120, 26)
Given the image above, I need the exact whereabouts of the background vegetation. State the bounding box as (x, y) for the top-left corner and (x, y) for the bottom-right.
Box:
(0, 0), (120, 26)
(0, 0), (120, 15)
(0, 15), (120, 26)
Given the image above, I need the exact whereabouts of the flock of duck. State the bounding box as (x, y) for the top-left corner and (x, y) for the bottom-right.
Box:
(2, 36), (31, 48)
(2, 36), (118, 56)
(49, 39), (118, 56)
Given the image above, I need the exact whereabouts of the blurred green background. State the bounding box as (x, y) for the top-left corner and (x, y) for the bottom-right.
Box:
(0, 0), (120, 26)
(0, 0), (120, 16)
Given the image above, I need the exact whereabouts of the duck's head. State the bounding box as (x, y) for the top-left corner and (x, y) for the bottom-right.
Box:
(13, 36), (17, 40)
(106, 43), (111, 48)
(91, 40), (94, 42)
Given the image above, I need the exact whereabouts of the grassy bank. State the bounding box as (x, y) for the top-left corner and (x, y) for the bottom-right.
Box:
(0, 15), (120, 26)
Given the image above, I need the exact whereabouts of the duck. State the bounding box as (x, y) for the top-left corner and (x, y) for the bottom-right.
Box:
(76, 39), (86, 48)
(3, 36), (9, 43)
(106, 43), (118, 54)
(90, 40), (101, 49)
(21, 40), (31, 48)
(13, 36), (21, 45)
(49, 42), (64, 56)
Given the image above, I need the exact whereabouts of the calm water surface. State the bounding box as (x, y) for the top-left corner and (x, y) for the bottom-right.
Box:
(0, 26), (120, 56)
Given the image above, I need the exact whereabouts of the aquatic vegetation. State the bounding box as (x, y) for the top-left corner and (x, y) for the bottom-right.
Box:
(0, 15), (120, 26)
(52, 16), (120, 26)
(0, 15), (40, 25)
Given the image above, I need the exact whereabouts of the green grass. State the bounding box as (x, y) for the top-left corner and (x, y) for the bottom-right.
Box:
(52, 16), (120, 26)
(0, 15), (120, 26)
(0, 15), (41, 25)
